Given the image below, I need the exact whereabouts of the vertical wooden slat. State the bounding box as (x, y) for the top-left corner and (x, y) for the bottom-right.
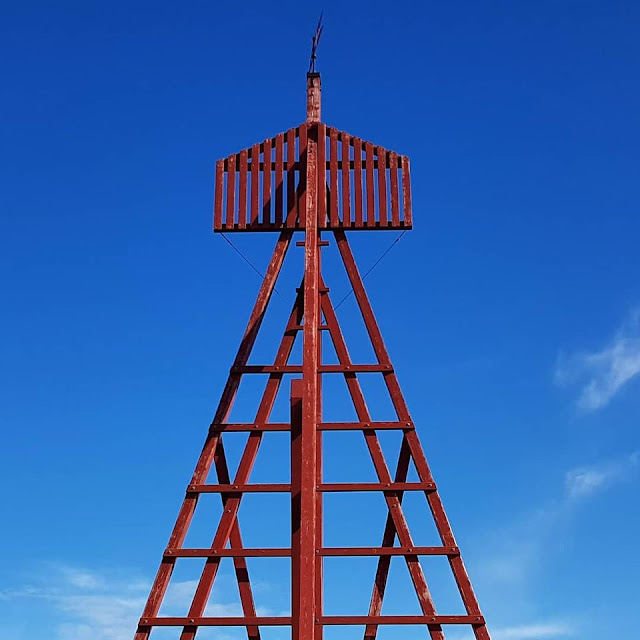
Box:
(353, 138), (363, 227)
(250, 143), (260, 226)
(317, 123), (327, 228)
(329, 128), (339, 227)
(297, 124), (307, 228)
(238, 150), (248, 229)
(341, 133), (351, 227)
(377, 147), (387, 227)
(263, 138), (272, 227)
(365, 141), (375, 227)
(286, 128), (296, 226)
(214, 159), (224, 231)
(275, 133), (284, 226)
(226, 155), (236, 228)
(389, 152), (399, 226)
(401, 156), (412, 227)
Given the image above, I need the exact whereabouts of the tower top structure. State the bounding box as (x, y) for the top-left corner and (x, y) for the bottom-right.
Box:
(213, 71), (412, 233)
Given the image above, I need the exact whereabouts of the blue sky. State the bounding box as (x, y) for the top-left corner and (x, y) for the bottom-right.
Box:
(1, 1), (639, 639)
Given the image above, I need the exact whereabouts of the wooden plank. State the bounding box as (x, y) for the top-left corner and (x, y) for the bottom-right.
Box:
(189, 483), (291, 493)
(165, 548), (292, 558)
(377, 147), (387, 226)
(275, 133), (284, 225)
(365, 141), (375, 227)
(353, 138), (363, 227)
(238, 149), (248, 229)
(317, 123), (327, 227)
(389, 152), (399, 226)
(214, 159), (223, 230)
(319, 546), (458, 557)
(142, 617), (292, 627)
(341, 133), (351, 227)
(262, 138), (272, 226)
(401, 156), (412, 226)
(250, 143), (259, 225)
(329, 128), (339, 226)
(286, 128), (296, 225)
(225, 154), (236, 228)
(297, 124), (308, 227)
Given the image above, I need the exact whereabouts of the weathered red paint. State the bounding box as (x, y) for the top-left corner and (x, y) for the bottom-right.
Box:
(134, 72), (491, 640)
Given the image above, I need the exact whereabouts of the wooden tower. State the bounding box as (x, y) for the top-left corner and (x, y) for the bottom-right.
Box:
(134, 70), (491, 640)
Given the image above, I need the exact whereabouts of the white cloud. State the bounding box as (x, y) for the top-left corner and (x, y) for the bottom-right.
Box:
(478, 451), (638, 591)
(555, 309), (640, 411)
(565, 451), (639, 499)
(493, 622), (574, 639)
(446, 622), (575, 640)
(0, 564), (267, 640)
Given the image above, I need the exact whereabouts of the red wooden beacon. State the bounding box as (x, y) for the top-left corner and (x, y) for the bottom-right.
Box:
(134, 64), (491, 640)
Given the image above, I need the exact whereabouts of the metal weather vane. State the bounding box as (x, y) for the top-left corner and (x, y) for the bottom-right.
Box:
(308, 11), (324, 73)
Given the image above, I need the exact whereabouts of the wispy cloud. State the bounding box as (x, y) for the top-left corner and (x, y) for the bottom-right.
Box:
(565, 451), (639, 499)
(478, 451), (638, 591)
(447, 621), (575, 640)
(493, 622), (575, 639)
(0, 564), (273, 640)
(555, 309), (640, 411)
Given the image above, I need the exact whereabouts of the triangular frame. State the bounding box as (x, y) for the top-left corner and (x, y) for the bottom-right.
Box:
(134, 229), (490, 640)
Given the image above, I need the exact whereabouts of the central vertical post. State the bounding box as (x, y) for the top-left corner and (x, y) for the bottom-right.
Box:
(291, 72), (321, 640)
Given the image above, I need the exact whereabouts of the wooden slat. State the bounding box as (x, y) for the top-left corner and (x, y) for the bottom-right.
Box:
(401, 155), (412, 226)
(250, 143), (259, 225)
(341, 133), (351, 227)
(377, 147), (387, 226)
(329, 128), (339, 226)
(214, 159), (223, 230)
(319, 546), (458, 557)
(238, 149), (248, 229)
(142, 617), (292, 627)
(225, 154), (236, 228)
(318, 482), (436, 492)
(389, 152), (400, 226)
(365, 141), (375, 227)
(262, 138), (272, 226)
(322, 615), (484, 626)
(297, 124), (307, 227)
(353, 137), (363, 227)
(165, 548), (292, 558)
(286, 128), (296, 225)
(190, 483), (291, 493)
(317, 123), (327, 227)
(275, 133), (284, 225)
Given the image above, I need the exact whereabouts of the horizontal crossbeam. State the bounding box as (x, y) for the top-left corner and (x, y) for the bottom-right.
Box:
(231, 364), (393, 373)
(319, 482), (436, 492)
(164, 548), (291, 557)
(140, 617), (291, 626)
(139, 615), (484, 626)
(161, 546), (459, 558)
(321, 615), (485, 625)
(188, 482), (436, 493)
(318, 546), (459, 556)
(208, 421), (413, 433)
